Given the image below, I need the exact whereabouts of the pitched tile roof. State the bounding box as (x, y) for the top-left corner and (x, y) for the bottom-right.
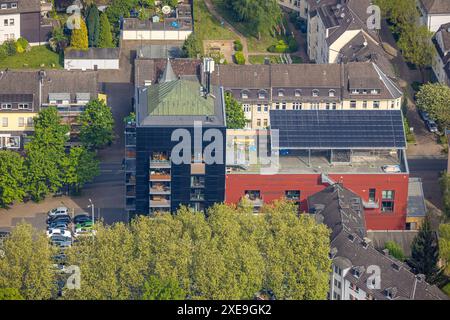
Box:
(420, 0), (450, 14)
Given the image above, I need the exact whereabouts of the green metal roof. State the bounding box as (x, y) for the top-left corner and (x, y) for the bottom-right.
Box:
(147, 79), (215, 116)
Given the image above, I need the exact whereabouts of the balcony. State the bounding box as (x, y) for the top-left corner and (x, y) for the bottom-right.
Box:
(150, 183), (171, 195)
(150, 196), (171, 208)
(244, 192), (263, 207)
(191, 176), (205, 188)
(150, 171), (171, 181)
(190, 192), (205, 201)
(363, 200), (379, 209)
(126, 174), (136, 185)
(126, 149), (136, 159)
(150, 152), (171, 168)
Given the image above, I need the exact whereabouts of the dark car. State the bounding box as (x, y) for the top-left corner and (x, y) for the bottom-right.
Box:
(0, 231), (10, 239)
(50, 235), (72, 248)
(48, 221), (69, 231)
(47, 214), (72, 225)
(73, 214), (91, 225)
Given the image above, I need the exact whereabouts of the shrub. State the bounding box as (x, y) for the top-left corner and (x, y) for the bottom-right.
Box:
(2, 40), (17, 56)
(288, 38), (298, 52)
(385, 241), (406, 261)
(0, 45), (7, 60)
(16, 37), (29, 53)
(269, 40), (289, 53)
(234, 39), (243, 52)
(234, 51), (245, 65)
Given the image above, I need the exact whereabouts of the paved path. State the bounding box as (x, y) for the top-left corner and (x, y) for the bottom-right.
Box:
(203, 0), (250, 64)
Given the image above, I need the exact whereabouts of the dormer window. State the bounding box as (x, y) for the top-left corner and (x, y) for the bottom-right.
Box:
(352, 266), (365, 278)
(278, 89), (285, 97)
(241, 90), (249, 99)
(351, 89), (359, 94)
(312, 89), (319, 97)
(258, 90), (267, 100)
(11, 3), (17, 9)
(294, 89), (302, 97)
(371, 89), (380, 94)
(329, 90), (336, 97)
(1, 4), (7, 9)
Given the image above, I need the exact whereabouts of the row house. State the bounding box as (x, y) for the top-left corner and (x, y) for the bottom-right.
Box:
(0, 69), (100, 149)
(0, 0), (52, 45)
(417, 0), (450, 33)
(308, 184), (448, 300)
(432, 23), (450, 85)
(211, 62), (403, 129)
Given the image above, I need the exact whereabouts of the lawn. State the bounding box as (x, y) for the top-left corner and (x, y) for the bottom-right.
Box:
(211, 0), (292, 53)
(193, 0), (237, 42)
(249, 55), (282, 65)
(0, 45), (62, 69)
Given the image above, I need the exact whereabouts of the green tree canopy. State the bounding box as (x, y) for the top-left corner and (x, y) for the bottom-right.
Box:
(70, 18), (89, 50)
(24, 107), (69, 201)
(0, 223), (56, 299)
(416, 83), (450, 129)
(0, 150), (26, 208)
(79, 99), (115, 149)
(141, 276), (185, 300)
(98, 12), (114, 48)
(225, 92), (247, 129)
(410, 216), (440, 282)
(0, 288), (24, 300)
(439, 223), (450, 276)
(182, 33), (201, 58)
(385, 241), (406, 261)
(62, 146), (100, 194)
(86, 4), (100, 47)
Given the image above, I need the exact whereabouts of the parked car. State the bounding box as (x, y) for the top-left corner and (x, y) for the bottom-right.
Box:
(50, 235), (72, 248)
(53, 253), (67, 264)
(426, 120), (439, 133)
(381, 165), (401, 173)
(47, 228), (72, 238)
(74, 229), (96, 238)
(419, 109), (430, 122)
(75, 221), (93, 230)
(48, 207), (69, 218)
(47, 221), (69, 231)
(47, 214), (72, 225)
(0, 231), (10, 239)
(73, 213), (91, 224)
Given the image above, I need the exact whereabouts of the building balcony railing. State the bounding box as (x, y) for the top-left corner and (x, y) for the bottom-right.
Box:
(150, 199), (171, 208)
(149, 174), (171, 181)
(150, 160), (171, 168)
(363, 200), (379, 209)
(126, 175), (136, 185)
(191, 181), (205, 188)
(190, 193), (205, 201)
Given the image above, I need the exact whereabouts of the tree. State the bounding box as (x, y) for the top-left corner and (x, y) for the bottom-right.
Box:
(416, 83), (450, 129)
(49, 26), (68, 53)
(62, 146), (99, 194)
(0, 151), (26, 208)
(141, 276), (185, 300)
(397, 24), (434, 81)
(439, 223), (450, 276)
(375, 0), (419, 33)
(182, 33), (201, 58)
(0, 223), (56, 299)
(385, 241), (406, 261)
(86, 4), (100, 47)
(98, 12), (114, 48)
(70, 18), (88, 50)
(79, 99), (115, 149)
(225, 92), (247, 129)
(410, 216), (440, 282)
(0, 288), (24, 300)
(25, 107), (69, 201)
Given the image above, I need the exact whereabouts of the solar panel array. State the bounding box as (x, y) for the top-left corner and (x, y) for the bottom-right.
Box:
(270, 110), (406, 149)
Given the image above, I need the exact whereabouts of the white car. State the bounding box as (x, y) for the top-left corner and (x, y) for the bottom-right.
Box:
(47, 228), (72, 238)
(381, 165), (401, 173)
(48, 207), (69, 217)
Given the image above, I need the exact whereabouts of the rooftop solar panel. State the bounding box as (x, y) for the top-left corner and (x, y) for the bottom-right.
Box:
(270, 110), (406, 150)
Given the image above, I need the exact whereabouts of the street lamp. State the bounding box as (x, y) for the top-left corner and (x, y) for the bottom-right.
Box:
(88, 199), (94, 227)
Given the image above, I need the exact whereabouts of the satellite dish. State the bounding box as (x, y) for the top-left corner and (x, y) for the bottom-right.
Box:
(162, 6), (171, 15)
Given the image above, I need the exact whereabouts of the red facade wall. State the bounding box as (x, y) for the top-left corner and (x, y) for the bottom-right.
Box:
(225, 173), (409, 230)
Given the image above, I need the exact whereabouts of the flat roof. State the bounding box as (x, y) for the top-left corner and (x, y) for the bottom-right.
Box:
(407, 177), (427, 218)
(270, 110), (406, 150)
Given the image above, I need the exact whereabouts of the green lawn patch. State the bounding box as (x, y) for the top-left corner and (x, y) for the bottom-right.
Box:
(193, 0), (237, 42)
(0, 45), (62, 69)
(442, 283), (450, 297)
(249, 55), (282, 65)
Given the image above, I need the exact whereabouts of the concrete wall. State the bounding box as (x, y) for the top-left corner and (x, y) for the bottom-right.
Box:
(122, 29), (192, 41)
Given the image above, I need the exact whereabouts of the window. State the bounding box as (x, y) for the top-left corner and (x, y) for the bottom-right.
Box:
(245, 190), (261, 201)
(257, 119), (261, 127)
(294, 89), (302, 97)
(332, 102), (337, 110)
(3, 19), (8, 26)
(11, 3), (17, 9)
(285, 190), (300, 201)
(241, 91), (249, 99)
(382, 190), (395, 212)
(243, 104), (250, 113)
(1, 103), (12, 109)
(371, 89), (380, 94)
(258, 91), (266, 99)
(312, 89), (319, 97)
(275, 103), (280, 110)
(282, 102), (286, 110)
(350, 100), (357, 108)
(334, 265), (342, 276)
(2, 117), (8, 127)
(373, 101), (380, 109)
(18, 117), (24, 127)
(351, 89), (359, 94)
(263, 119), (268, 127)
(18, 103), (29, 109)
(263, 104), (269, 112)
(190, 189), (205, 201)
(27, 117), (33, 126)
(391, 100), (395, 109)
(278, 90), (285, 97)
(1, 4), (7, 9)
(326, 103), (330, 110)
(363, 100), (368, 109)
(329, 90), (336, 97)
(257, 104), (262, 112)
(293, 102), (302, 110)
(9, 18), (14, 26)
(369, 189), (376, 202)
(312, 103), (319, 110)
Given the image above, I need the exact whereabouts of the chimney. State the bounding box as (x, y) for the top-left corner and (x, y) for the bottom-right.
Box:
(202, 57), (215, 96)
